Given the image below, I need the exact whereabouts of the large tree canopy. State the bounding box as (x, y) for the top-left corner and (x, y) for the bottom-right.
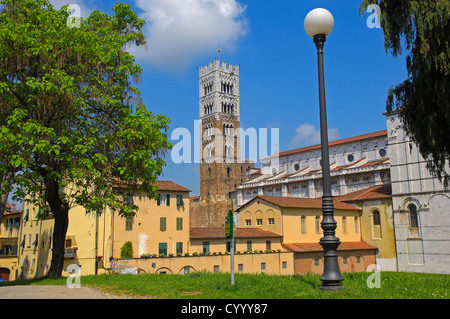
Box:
(361, 0), (450, 187)
(0, 0), (171, 277)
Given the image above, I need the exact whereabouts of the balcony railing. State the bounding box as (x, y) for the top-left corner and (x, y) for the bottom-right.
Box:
(64, 247), (78, 259)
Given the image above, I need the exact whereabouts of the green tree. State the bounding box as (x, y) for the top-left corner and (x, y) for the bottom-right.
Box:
(120, 241), (133, 258)
(360, 0), (450, 187)
(0, 0), (171, 277)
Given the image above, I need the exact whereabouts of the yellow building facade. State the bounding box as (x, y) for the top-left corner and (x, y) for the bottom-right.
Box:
(235, 196), (377, 274)
(0, 204), (22, 281)
(338, 184), (397, 271)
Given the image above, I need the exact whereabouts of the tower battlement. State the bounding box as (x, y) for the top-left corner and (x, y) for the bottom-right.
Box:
(199, 59), (239, 76)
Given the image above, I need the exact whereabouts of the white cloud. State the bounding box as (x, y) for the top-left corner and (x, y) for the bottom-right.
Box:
(289, 123), (339, 148)
(131, 0), (248, 70)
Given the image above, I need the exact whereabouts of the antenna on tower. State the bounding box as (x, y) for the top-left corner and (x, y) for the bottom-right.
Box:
(218, 41), (222, 61)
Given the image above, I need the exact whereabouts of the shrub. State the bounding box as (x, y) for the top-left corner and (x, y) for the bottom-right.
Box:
(120, 241), (133, 258)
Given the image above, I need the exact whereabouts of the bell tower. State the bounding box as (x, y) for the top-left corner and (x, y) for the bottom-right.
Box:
(196, 59), (252, 227)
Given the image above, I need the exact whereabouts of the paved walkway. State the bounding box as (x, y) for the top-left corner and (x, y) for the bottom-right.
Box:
(0, 285), (132, 299)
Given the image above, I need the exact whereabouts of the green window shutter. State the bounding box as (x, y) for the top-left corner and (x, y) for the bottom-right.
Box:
(160, 217), (166, 231)
(159, 243), (167, 256)
(176, 218), (183, 230)
(24, 209), (29, 221)
(35, 207), (41, 219)
(166, 194), (170, 206)
(156, 194), (161, 206)
(20, 235), (25, 248)
(203, 242), (209, 254)
(177, 195), (183, 206)
(176, 242), (183, 255)
(247, 241), (252, 251)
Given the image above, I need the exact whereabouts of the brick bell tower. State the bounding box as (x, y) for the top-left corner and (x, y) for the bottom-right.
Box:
(197, 59), (253, 227)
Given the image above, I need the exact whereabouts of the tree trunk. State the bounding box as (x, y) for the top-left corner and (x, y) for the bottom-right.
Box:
(46, 207), (69, 277)
(44, 178), (70, 278)
(0, 191), (9, 226)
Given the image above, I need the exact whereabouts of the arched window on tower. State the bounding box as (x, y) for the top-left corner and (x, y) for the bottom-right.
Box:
(408, 204), (418, 228)
(227, 167), (231, 178)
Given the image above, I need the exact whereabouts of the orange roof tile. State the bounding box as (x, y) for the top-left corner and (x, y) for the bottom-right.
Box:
(282, 241), (377, 252)
(156, 180), (191, 192)
(337, 184), (391, 202)
(277, 130), (387, 157)
(237, 196), (361, 211)
(190, 227), (282, 239)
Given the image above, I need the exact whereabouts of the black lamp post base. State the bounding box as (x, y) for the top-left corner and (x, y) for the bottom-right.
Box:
(320, 284), (345, 291)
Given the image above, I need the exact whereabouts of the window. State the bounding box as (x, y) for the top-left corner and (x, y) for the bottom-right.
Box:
(315, 216), (321, 233)
(158, 243), (167, 256)
(156, 194), (161, 206)
(203, 242), (210, 254)
(176, 242), (183, 255)
(238, 264), (244, 272)
(247, 241), (252, 251)
(356, 256), (361, 264)
(347, 154), (354, 162)
(176, 218), (183, 230)
(372, 210), (382, 239)
(373, 211), (381, 225)
(126, 193), (134, 205)
(314, 258), (320, 267)
(166, 194), (170, 206)
(227, 167), (231, 178)
(408, 204), (418, 228)
(176, 195), (183, 206)
(343, 257), (348, 264)
(266, 241), (271, 250)
(125, 217), (133, 231)
(354, 217), (359, 233)
(342, 216), (347, 233)
(268, 218), (274, 225)
(256, 219), (262, 226)
(245, 219), (251, 226)
(301, 216), (306, 234)
(226, 241), (236, 252)
(261, 263), (266, 270)
(214, 265), (220, 273)
(160, 217), (166, 231)
(282, 261), (287, 269)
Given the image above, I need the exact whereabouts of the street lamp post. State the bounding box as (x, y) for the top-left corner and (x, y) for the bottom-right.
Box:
(304, 8), (344, 291)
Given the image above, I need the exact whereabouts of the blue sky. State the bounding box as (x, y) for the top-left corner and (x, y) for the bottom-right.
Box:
(54, 0), (409, 197)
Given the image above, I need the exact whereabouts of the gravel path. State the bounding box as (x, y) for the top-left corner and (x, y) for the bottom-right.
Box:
(0, 285), (132, 299)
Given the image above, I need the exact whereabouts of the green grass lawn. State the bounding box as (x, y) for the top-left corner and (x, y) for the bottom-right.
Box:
(2, 271), (449, 299)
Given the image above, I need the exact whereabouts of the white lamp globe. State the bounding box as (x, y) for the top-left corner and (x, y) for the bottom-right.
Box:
(304, 8), (334, 38)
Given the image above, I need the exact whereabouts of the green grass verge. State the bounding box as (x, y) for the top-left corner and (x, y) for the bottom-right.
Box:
(1, 271), (449, 299)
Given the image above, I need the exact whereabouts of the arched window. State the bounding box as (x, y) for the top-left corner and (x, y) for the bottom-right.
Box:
(373, 211), (381, 225)
(408, 204), (418, 228)
(301, 216), (306, 234)
(315, 216), (321, 233)
(342, 216), (347, 233)
(372, 210), (382, 239)
(227, 167), (231, 178)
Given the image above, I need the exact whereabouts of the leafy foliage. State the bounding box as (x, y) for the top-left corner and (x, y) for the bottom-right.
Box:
(0, 0), (171, 276)
(360, 0), (450, 187)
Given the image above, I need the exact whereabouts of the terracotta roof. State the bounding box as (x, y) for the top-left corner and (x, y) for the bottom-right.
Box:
(189, 196), (200, 201)
(113, 180), (191, 192)
(190, 227), (282, 239)
(337, 184), (391, 202)
(236, 196), (361, 212)
(277, 130), (387, 157)
(155, 181), (191, 192)
(282, 241), (377, 252)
